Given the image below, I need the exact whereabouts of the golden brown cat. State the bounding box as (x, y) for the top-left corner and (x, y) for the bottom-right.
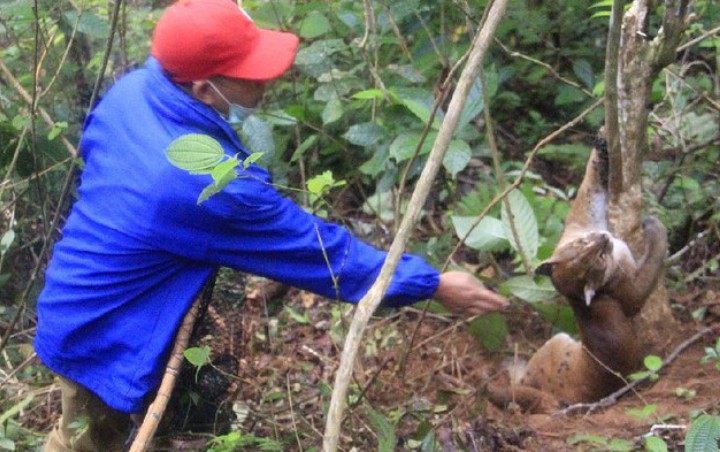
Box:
(494, 133), (668, 411)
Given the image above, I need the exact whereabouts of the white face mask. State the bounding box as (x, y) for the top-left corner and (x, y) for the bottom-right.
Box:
(206, 80), (255, 125)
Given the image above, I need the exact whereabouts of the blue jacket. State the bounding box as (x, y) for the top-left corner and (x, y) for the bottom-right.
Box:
(34, 57), (440, 414)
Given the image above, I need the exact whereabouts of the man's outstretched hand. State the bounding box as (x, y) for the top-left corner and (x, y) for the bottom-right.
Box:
(433, 271), (508, 316)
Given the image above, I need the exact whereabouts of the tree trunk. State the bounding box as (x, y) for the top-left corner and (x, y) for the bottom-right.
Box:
(605, 0), (690, 349)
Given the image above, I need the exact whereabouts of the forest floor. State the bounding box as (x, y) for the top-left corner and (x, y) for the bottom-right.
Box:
(16, 273), (720, 451)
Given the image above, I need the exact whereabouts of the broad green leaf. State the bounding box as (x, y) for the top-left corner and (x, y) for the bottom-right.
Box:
(184, 345), (211, 368)
(451, 215), (508, 252)
(643, 355), (663, 372)
(555, 85), (586, 106)
(166, 134), (224, 172)
(63, 10), (109, 39)
(501, 189), (539, 260)
(442, 140), (471, 178)
(298, 11), (331, 39)
(645, 435), (668, 452)
(502, 275), (556, 303)
(359, 146), (391, 177)
(294, 39), (346, 77)
(468, 312), (507, 352)
(393, 88), (441, 128)
(241, 116), (275, 157)
(457, 71), (496, 129)
(322, 95), (343, 125)
(0, 437), (14, 451)
(685, 414), (720, 452)
(343, 122), (385, 147)
(389, 131), (436, 162)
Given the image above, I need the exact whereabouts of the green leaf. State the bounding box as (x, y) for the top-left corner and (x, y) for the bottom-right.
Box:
(284, 306), (310, 324)
(389, 131), (436, 162)
(555, 85), (586, 106)
(645, 435), (668, 452)
(291, 135), (318, 162)
(63, 10), (109, 39)
(467, 312), (507, 352)
(351, 89), (385, 100)
(307, 170), (337, 196)
(367, 408), (397, 452)
(343, 122), (385, 147)
(457, 76), (485, 129)
(322, 95), (343, 125)
(0, 437), (14, 450)
(197, 183), (222, 204)
(685, 414), (720, 452)
(442, 140), (471, 178)
(0, 274), (10, 289)
(501, 189), (539, 260)
(451, 215), (508, 252)
(567, 433), (608, 446)
(502, 275), (556, 303)
(210, 158), (240, 186)
(359, 146), (391, 177)
(298, 11), (331, 39)
(241, 116), (275, 157)
(243, 152), (265, 168)
(0, 394), (33, 426)
(166, 134), (225, 172)
(184, 345), (211, 368)
(0, 230), (15, 256)
(393, 88), (441, 128)
(47, 121), (68, 141)
(643, 355), (663, 372)
(573, 59), (595, 90)
(625, 404), (657, 420)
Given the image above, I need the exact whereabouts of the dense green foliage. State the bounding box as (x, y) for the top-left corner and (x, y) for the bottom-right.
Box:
(1, 0), (719, 449)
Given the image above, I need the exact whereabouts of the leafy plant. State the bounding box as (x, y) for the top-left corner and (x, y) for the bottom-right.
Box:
(701, 338), (720, 370)
(684, 414), (720, 452)
(566, 432), (633, 451)
(206, 431), (284, 452)
(629, 355), (664, 382)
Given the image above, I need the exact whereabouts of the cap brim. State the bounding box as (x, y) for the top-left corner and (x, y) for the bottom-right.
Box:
(223, 29), (299, 81)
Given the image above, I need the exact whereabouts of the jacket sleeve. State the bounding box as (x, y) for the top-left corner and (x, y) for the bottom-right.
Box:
(157, 165), (439, 307)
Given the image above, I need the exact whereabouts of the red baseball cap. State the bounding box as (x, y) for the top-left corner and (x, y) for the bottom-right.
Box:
(151, 0), (299, 82)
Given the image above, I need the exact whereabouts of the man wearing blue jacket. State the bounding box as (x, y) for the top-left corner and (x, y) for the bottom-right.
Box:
(36, 0), (507, 449)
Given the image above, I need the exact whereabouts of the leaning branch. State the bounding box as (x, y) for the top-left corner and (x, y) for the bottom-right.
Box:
(321, 1), (509, 450)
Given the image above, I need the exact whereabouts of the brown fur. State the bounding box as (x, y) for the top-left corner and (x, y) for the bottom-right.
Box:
(492, 132), (667, 412)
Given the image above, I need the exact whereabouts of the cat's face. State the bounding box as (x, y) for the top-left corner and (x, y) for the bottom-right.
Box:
(536, 231), (615, 302)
